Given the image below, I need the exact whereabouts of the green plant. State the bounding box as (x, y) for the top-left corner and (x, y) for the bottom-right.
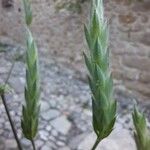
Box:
(21, 0), (40, 149)
(84, 0), (117, 149)
(132, 107), (150, 150)
(0, 62), (23, 150)
(23, 0), (32, 26)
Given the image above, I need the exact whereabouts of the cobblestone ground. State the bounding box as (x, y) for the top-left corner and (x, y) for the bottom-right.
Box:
(0, 0), (150, 99)
(0, 45), (150, 150)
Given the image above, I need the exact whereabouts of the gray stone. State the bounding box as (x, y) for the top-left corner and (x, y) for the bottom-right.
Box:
(5, 139), (17, 149)
(41, 142), (55, 150)
(78, 125), (136, 150)
(0, 139), (4, 150)
(21, 139), (31, 147)
(17, 129), (22, 139)
(0, 66), (9, 74)
(35, 140), (44, 148)
(0, 129), (3, 134)
(5, 121), (11, 130)
(49, 99), (57, 108)
(46, 125), (52, 131)
(41, 109), (60, 121)
(0, 0), (150, 101)
(0, 117), (5, 124)
(58, 136), (66, 142)
(41, 145), (52, 150)
(49, 136), (55, 142)
(39, 130), (49, 141)
(51, 116), (71, 135)
(39, 122), (46, 129)
(58, 146), (70, 150)
(140, 32), (150, 46)
(41, 101), (50, 112)
(51, 129), (58, 137)
(69, 133), (88, 149)
(57, 141), (65, 146)
(0, 59), (11, 74)
(8, 77), (25, 93)
(7, 132), (14, 138)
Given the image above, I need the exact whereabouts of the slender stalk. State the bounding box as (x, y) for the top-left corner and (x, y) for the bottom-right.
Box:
(1, 94), (23, 150)
(91, 138), (101, 150)
(4, 61), (15, 87)
(31, 139), (36, 150)
(0, 61), (23, 149)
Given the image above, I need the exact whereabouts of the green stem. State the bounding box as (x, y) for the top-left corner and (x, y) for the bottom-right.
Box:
(91, 138), (101, 150)
(4, 61), (15, 87)
(1, 94), (23, 150)
(0, 62), (23, 150)
(31, 139), (36, 150)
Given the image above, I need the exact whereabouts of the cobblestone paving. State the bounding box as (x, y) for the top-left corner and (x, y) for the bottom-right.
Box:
(0, 46), (150, 150)
(0, 0), (150, 100)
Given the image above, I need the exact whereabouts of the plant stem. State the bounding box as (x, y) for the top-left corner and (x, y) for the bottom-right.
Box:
(4, 61), (15, 87)
(31, 139), (36, 150)
(91, 138), (101, 150)
(1, 94), (23, 150)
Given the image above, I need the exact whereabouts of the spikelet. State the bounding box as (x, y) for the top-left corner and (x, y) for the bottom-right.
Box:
(84, 0), (117, 148)
(21, 0), (40, 140)
(23, 0), (32, 26)
(132, 108), (150, 150)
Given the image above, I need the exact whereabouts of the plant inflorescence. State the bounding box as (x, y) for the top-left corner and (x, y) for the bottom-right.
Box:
(21, 0), (40, 149)
(84, 0), (117, 149)
(132, 107), (150, 150)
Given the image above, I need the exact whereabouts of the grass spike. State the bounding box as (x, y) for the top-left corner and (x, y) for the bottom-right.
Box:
(84, 0), (117, 149)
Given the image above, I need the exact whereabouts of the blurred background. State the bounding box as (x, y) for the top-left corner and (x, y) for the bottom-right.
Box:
(0, 0), (150, 149)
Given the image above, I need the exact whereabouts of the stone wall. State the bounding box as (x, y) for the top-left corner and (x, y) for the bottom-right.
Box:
(0, 0), (150, 100)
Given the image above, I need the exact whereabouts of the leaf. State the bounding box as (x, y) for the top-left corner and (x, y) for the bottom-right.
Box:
(87, 76), (95, 96)
(102, 117), (116, 139)
(23, 0), (33, 26)
(92, 97), (103, 136)
(83, 52), (92, 75)
(93, 64), (105, 88)
(90, 10), (100, 45)
(92, 38), (102, 65)
(84, 25), (92, 50)
(31, 118), (38, 138)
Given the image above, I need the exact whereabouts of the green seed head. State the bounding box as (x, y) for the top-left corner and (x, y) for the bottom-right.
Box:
(21, 29), (40, 140)
(21, 0), (40, 140)
(132, 107), (150, 150)
(84, 0), (116, 141)
(23, 0), (33, 26)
